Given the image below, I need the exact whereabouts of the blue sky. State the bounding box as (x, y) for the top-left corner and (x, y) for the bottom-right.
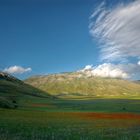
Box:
(0, 0), (140, 79)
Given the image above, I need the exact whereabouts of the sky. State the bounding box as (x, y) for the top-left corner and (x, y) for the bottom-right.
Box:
(0, 0), (140, 80)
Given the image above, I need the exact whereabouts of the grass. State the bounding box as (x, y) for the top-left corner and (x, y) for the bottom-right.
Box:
(0, 109), (140, 140)
(21, 97), (140, 113)
(1, 98), (140, 139)
(0, 79), (51, 109)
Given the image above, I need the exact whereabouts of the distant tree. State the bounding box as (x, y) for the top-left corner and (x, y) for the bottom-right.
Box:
(12, 100), (16, 104)
(12, 100), (18, 108)
(122, 107), (126, 111)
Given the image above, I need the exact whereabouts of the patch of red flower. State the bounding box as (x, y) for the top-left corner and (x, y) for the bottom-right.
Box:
(70, 112), (140, 120)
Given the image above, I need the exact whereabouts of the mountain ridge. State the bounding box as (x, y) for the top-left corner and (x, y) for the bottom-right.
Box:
(25, 71), (140, 99)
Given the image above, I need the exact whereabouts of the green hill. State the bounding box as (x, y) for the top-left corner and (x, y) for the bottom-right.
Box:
(0, 72), (51, 108)
(25, 72), (140, 99)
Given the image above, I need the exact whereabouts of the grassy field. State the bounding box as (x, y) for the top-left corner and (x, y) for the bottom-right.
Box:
(21, 96), (140, 112)
(1, 98), (140, 140)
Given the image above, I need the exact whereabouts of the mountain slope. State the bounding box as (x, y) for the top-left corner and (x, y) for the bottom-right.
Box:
(0, 72), (51, 108)
(25, 72), (140, 99)
(135, 80), (140, 84)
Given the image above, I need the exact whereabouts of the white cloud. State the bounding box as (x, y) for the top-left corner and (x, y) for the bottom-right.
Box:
(83, 65), (93, 70)
(138, 61), (140, 65)
(80, 63), (140, 79)
(89, 0), (140, 62)
(3, 66), (32, 74)
(91, 63), (129, 78)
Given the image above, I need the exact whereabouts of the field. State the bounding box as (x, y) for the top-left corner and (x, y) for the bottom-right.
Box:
(0, 97), (140, 140)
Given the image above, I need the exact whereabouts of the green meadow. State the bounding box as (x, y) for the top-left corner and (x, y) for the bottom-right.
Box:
(1, 97), (140, 140)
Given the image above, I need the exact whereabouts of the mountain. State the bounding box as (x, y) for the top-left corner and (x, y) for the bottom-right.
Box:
(0, 72), (51, 108)
(25, 70), (140, 99)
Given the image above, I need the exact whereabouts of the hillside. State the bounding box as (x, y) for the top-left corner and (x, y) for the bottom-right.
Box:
(0, 72), (51, 108)
(135, 80), (140, 84)
(25, 71), (140, 99)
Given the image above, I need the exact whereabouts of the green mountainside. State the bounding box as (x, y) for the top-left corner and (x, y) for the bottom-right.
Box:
(0, 72), (50, 108)
(25, 72), (140, 99)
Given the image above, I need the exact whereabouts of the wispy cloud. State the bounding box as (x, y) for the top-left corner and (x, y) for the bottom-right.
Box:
(89, 0), (140, 62)
(3, 66), (32, 74)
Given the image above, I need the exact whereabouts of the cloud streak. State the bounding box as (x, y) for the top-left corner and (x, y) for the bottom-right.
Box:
(3, 66), (32, 74)
(89, 0), (140, 62)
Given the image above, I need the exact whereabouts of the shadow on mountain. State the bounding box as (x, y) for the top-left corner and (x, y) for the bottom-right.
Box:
(0, 72), (55, 109)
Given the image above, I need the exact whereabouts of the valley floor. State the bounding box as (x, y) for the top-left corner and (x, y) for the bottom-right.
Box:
(0, 98), (140, 140)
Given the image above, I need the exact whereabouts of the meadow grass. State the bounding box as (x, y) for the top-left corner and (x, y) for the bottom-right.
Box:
(0, 98), (140, 139)
(0, 109), (140, 140)
(21, 97), (140, 113)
